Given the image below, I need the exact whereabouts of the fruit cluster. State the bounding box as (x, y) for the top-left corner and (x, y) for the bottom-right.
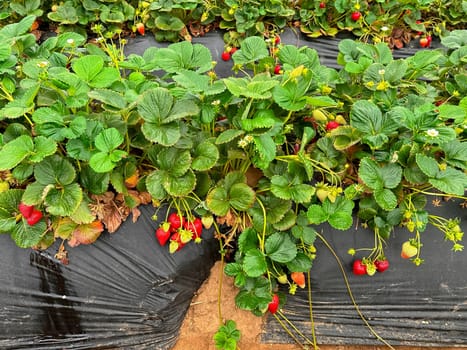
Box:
(18, 202), (43, 226)
(155, 212), (204, 253)
(352, 258), (390, 276)
(352, 241), (420, 276)
(267, 271), (307, 314)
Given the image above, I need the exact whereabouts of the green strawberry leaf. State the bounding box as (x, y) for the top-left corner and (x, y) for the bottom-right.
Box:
(272, 71), (312, 111)
(238, 228), (259, 254)
(88, 89), (127, 110)
(350, 100), (399, 148)
(374, 188), (398, 210)
(224, 75), (278, 99)
(145, 170), (168, 200)
(307, 204), (327, 225)
(0, 134), (33, 170)
(291, 224), (317, 246)
(229, 183), (256, 211)
(158, 148), (191, 177)
(443, 140), (467, 169)
(11, 220), (46, 248)
(44, 182), (83, 216)
(243, 249), (267, 277)
(265, 232), (297, 263)
(328, 210), (353, 230)
(416, 153), (439, 178)
(154, 41), (213, 73)
(286, 252), (313, 272)
(138, 88), (199, 146)
(94, 127), (124, 153)
(216, 129), (245, 145)
(163, 169), (197, 197)
(34, 155), (76, 185)
(308, 196), (354, 230)
(270, 175), (315, 203)
(249, 196), (291, 226)
(430, 168), (467, 196)
(0, 189), (23, 233)
(206, 187), (230, 216)
(89, 128), (127, 173)
(232, 36), (269, 65)
(234, 276), (271, 312)
(191, 140), (219, 171)
(273, 209), (296, 231)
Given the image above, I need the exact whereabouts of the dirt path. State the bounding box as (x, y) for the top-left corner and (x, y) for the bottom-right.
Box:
(172, 261), (462, 350)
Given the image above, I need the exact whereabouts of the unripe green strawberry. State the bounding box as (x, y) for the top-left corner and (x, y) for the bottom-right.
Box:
(277, 274), (288, 284)
(366, 262), (377, 276)
(0, 181), (9, 192)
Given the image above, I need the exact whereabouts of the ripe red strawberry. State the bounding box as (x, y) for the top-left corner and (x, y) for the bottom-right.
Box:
(274, 36), (281, 45)
(274, 64), (282, 74)
(184, 217), (203, 240)
(291, 271), (306, 288)
(18, 202), (34, 218)
(136, 22), (145, 36)
(375, 259), (390, 273)
(221, 51), (231, 61)
(168, 212), (185, 231)
(351, 11), (361, 21)
(401, 241), (418, 259)
(319, 2), (326, 8)
(26, 209), (43, 226)
(156, 226), (171, 246)
(352, 259), (367, 275)
(419, 37), (430, 48)
(268, 294), (279, 314)
(325, 120), (340, 131)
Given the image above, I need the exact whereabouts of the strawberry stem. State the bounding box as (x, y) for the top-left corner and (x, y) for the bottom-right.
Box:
(316, 232), (395, 349)
(307, 270), (319, 350)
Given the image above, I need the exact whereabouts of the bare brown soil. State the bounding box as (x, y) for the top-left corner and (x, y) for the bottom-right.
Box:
(172, 261), (462, 350)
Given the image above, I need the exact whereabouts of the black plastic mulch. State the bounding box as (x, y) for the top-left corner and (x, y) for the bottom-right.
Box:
(262, 198), (467, 346)
(0, 205), (219, 349)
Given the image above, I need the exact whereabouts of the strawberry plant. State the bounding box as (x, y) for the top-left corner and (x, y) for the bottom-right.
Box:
(0, 13), (466, 347)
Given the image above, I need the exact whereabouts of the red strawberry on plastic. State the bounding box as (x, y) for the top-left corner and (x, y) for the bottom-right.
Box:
(221, 51), (231, 61)
(136, 23), (145, 36)
(375, 259), (390, 273)
(26, 209), (42, 226)
(268, 294), (279, 314)
(168, 212), (185, 231)
(18, 202), (34, 218)
(351, 11), (361, 21)
(352, 259), (367, 275)
(291, 271), (306, 288)
(155, 225), (171, 246)
(184, 217), (203, 241)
